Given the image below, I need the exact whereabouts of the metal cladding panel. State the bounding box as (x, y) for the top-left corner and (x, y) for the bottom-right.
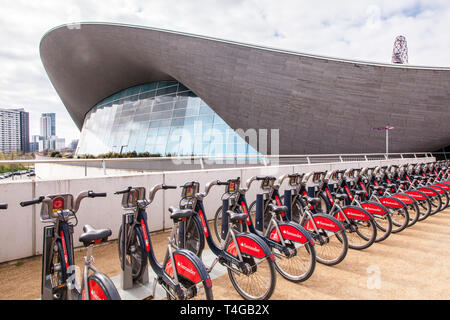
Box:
(40, 23), (450, 154)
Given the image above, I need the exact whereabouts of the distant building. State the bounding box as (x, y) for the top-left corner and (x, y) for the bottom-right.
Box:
(0, 108), (30, 153)
(29, 135), (42, 153)
(54, 137), (66, 151)
(40, 113), (66, 151)
(40, 113), (55, 139)
(69, 139), (78, 150)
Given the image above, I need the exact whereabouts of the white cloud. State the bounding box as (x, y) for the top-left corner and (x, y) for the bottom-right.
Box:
(0, 0), (448, 143)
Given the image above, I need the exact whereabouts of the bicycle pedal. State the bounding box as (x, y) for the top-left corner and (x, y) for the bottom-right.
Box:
(143, 295), (154, 300)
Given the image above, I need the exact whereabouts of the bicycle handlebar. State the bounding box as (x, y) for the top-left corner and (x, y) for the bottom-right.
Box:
(88, 191), (107, 198)
(20, 191), (106, 215)
(246, 175), (277, 189)
(20, 196), (45, 207)
(148, 184), (177, 204)
(114, 187), (132, 195)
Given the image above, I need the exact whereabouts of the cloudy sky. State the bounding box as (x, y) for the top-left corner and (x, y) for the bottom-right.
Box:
(0, 0), (449, 144)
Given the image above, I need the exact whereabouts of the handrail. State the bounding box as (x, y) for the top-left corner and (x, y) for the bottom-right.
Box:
(0, 152), (435, 166)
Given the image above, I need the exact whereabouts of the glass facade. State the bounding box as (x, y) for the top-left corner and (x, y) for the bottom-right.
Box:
(77, 81), (259, 157)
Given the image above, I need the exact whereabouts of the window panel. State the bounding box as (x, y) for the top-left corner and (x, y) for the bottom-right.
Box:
(77, 81), (260, 158)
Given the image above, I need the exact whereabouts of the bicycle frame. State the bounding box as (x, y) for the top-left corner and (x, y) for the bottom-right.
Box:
(222, 182), (313, 256)
(178, 182), (274, 274)
(120, 193), (212, 300)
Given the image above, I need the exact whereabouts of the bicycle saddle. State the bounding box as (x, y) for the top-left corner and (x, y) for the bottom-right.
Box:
(268, 203), (288, 213)
(383, 183), (397, 188)
(169, 207), (195, 221)
(227, 211), (247, 223)
(333, 193), (348, 200)
(353, 190), (367, 196)
(398, 180), (409, 185)
(302, 196), (322, 204)
(79, 225), (112, 247)
(372, 186), (385, 191)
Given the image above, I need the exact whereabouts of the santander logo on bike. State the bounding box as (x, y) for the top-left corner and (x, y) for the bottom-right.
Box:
(177, 261), (197, 277)
(362, 205), (383, 214)
(239, 241), (263, 255)
(282, 229), (304, 242)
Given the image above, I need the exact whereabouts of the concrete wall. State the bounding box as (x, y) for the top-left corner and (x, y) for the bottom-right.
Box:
(0, 157), (432, 263)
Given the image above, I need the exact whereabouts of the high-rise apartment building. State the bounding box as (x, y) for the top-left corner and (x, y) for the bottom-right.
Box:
(40, 113), (55, 139)
(0, 108), (30, 153)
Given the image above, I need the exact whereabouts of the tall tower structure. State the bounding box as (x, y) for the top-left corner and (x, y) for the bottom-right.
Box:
(392, 35), (408, 64)
(40, 113), (56, 139)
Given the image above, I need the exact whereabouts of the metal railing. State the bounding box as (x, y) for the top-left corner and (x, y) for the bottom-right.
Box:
(0, 152), (436, 177)
(0, 152), (435, 165)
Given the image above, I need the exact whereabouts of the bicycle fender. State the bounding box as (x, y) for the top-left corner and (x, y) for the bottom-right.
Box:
(226, 233), (272, 259)
(338, 206), (373, 221)
(82, 272), (121, 300)
(268, 222), (313, 245)
(428, 185), (446, 194)
(391, 193), (416, 205)
(379, 196), (406, 209)
(164, 249), (211, 285)
(304, 214), (344, 232)
(417, 187), (438, 197)
(360, 201), (388, 216)
(434, 183), (450, 191)
(405, 190), (428, 201)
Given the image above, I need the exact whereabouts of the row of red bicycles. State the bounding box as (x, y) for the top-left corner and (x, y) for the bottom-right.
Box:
(12, 160), (449, 300)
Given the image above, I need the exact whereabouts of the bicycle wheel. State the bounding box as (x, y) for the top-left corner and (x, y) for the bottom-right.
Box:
(248, 200), (274, 234)
(184, 216), (204, 256)
(49, 240), (68, 300)
(165, 277), (213, 300)
(118, 224), (147, 281)
(213, 205), (244, 241)
(225, 238), (276, 300)
(430, 186), (449, 211)
(302, 216), (348, 266)
(416, 197), (432, 221)
(272, 240), (316, 283)
(333, 212), (377, 250)
(81, 272), (121, 300)
(389, 207), (409, 233)
(372, 213), (393, 242)
(278, 195), (305, 223)
(429, 194), (442, 215)
(406, 203), (420, 227)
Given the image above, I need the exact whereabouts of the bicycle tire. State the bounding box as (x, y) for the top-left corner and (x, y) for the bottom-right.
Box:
(225, 238), (277, 300)
(49, 240), (68, 300)
(430, 185), (449, 211)
(389, 207), (410, 233)
(118, 224), (147, 281)
(278, 195), (304, 223)
(418, 187), (442, 215)
(360, 201), (393, 242)
(176, 215), (205, 257)
(373, 212), (393, 242)
(248, 200), (277, 234)
(272, 239), (316, 283)
(406, 202), (420, 227)
(332, 209), (377, 250)
(406, 191), (432, 221)
(213, 205), (244, 241)
(301, 215), (348, 266)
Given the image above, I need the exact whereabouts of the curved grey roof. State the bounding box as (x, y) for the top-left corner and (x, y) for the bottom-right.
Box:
(40, 23), (450, 154)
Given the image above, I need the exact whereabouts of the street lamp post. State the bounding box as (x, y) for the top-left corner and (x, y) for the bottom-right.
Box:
(373, 126), (395, 154)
